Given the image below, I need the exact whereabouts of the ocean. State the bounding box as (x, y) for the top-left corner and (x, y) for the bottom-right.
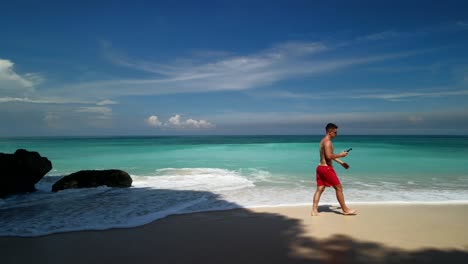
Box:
(1, 135), (468, 236)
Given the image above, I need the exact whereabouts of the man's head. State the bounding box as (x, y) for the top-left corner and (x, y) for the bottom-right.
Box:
(325, 123), (338, 138)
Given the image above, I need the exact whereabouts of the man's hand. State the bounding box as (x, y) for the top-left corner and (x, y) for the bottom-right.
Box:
(341, 163), (350, 169)
(340, 151), (348, 158)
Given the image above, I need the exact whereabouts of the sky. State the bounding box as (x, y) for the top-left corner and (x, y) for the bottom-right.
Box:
(1, 0), (468, 136)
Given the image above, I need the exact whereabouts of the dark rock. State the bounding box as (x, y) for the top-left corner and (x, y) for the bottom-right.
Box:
(51, 169), (132, 192)
(0, 149), (53, 197)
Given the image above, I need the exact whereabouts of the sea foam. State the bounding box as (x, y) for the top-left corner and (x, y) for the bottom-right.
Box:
(1, 167), (467, 237)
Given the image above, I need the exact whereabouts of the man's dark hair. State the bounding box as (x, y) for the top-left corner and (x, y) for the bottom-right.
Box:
(325, 123), (338, 132)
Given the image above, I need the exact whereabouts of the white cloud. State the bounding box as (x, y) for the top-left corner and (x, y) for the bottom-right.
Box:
(146, 115), (162, 127)
(0, 59), (33, 86)
(146, 114), (215, 129)
(0, 58), (42, 96)
(185, 118), (215, 129)
(168, 114), (183, 127)
(168, 115), (214, 129)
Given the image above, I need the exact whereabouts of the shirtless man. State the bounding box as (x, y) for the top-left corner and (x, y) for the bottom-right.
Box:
(312, 123), (357, 216)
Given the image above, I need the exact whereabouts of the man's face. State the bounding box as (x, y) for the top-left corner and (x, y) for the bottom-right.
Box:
(328, 128), (338, 138)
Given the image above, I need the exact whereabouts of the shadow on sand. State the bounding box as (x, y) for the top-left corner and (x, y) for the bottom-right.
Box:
(1, 187), (467, 264)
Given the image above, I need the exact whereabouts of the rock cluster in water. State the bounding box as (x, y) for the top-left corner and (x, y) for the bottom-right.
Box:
(0, 149), (132, 198)
(52, 169), (132, 192)
(0, 149), (52, 197)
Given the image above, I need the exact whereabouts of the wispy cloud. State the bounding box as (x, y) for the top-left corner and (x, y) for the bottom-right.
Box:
(252, 87), (468, 102)
(0, 96), (94, 104)
(97, 99), (118, 105)
(329, 30), (420, 50)
(457, 21), (468, 27)
(76, 106), (112, 114)
(75, 106), (113, 121)
(3, 34), (434, 104)
(363, 63), (443, 74)
(209, 109), (468, 129)
(356, 30), (404, 41)
(56, 41), (425, 100)
(254, 90), (328, 100)
(0, 58), (108, 106)
(44, 112), (62, 129)
(268, 41), (327, 56)
(349, 21), (467, 47)
(350, 89), (468, 101)
(100, 40), (184, 76)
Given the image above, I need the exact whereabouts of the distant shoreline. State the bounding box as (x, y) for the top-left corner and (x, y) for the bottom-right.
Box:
(2, 134), (468, 139)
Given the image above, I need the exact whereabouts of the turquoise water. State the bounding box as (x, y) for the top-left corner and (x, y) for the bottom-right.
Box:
(1, 135), (468, 236)
(2, 135), (467, 179)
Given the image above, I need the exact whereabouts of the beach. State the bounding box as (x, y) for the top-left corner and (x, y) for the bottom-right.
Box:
(2, 203), (467, 264)
(2, 136), (468, 237)
(1, 136), (468, 263)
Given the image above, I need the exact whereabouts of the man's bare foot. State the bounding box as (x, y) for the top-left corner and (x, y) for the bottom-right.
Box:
(343, 209), (357, 215)
(311, 210), (319, 216)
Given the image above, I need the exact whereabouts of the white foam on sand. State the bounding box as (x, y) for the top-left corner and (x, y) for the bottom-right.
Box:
(0, 168), (256, 237)
(1, 168), (467, 237)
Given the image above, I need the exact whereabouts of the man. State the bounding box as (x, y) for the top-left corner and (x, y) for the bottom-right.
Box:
(312, 123), (356, 216)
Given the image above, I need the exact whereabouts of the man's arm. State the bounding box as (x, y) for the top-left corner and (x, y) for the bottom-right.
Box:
(334, 158), (345, 164)
(333, 158), (350, 169)
(324, 141), (348, 160)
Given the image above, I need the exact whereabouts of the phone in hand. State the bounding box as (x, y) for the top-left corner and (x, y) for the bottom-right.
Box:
(345, 148), (352, 152)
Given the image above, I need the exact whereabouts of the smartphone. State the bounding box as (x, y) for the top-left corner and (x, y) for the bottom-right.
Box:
(345, 148), (352, 152)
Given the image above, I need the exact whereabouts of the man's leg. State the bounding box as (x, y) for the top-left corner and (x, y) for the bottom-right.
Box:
(332, 184), (357, 215)
(311, 185), (326, 216)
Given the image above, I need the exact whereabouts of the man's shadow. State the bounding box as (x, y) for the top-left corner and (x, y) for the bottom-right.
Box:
(318, 204), (349, 215)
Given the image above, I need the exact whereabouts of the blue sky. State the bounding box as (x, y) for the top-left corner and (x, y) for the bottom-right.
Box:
(1, 0), (468, 136)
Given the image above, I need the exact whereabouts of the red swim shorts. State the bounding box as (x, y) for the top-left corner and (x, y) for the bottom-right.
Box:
(316, 165), (341, 187)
